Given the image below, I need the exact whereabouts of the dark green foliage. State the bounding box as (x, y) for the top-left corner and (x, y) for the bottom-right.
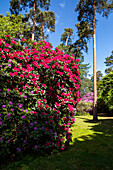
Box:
(74, 21), (93, 52)
(97, 71), (113, 115)
(57, 28), (73, 54)
(77, 52), (93, 96)
(24, 8), (55, 41)
(61, 28), (73, 48)
(76, 0), (113, 24)
(10, 0), (51, 15)
(104, 50), (113, 74)
(35, 8), (55, 40)
(10, 0), (21, 15)
(75, 0), (113, 50)
(10, 0), (52, 40)
(75, 0), (113, 52)
(96, 70), (103, 82)
(91, 70), (103, 85)
(80, 77), (93, 96)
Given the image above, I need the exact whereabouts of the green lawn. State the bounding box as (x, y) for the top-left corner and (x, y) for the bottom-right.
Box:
(1, 115), (113, 170)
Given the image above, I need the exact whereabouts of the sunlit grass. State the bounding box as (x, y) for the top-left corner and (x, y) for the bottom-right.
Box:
(1, 115), (113, 170)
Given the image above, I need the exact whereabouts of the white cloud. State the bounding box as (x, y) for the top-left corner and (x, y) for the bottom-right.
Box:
(56, 20), (59, 24)
(29, 18), (33, 26)
(47, 29), (50, 32)
(55, 14), (60, 24)
(56, 14), (60, 19)
(59, 2), (65, 8)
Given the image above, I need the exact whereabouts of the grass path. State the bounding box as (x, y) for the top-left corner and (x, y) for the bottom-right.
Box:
(1, 115), (113, 170)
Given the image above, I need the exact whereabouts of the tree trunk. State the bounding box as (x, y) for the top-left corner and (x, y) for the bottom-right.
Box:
(42, 21), (44, 40)
(77, 45), (80, 52)
(93, 0), (98, 121)
(32, 0), (36, 41)
(17, 0), (21, 15)
(65, 34), (70, 50)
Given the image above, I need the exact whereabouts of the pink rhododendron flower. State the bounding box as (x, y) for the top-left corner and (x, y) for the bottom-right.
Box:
(19, 92), (22, 95)
(11, 40), (16, 45)
(41, 90), (44, 94)
(6, 35), (10, 38)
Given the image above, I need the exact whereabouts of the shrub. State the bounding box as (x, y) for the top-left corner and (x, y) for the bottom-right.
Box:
(76, 101), (93, 115)
(0, 12), (30, 39)
(97, 72), (113, 116)
(76, 92), (93, 115)
(0, 35), (81, 159)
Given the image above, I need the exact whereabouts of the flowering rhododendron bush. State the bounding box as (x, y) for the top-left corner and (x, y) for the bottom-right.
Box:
(0, 35), (81, 158)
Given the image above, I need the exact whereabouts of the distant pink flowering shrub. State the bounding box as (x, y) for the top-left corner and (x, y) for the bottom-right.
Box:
(81, 92), (94, 104)
(0, 35), (81, 159)
(76, 92), (94, 115)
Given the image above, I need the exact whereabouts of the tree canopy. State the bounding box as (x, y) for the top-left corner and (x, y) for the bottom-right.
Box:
(98, 71), (113, 115)
(104, 50), (113, 74)
(0, 12), (30, 39)
(10, 0), (51, 40)
(10, 0), (51, 15)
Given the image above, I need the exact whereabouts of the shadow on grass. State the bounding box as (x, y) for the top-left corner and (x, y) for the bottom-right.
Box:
(71, 117), (113, 169)
(1, 116), (113, 170)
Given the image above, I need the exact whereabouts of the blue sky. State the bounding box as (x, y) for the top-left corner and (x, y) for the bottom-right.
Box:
(0, 0), (113, 77)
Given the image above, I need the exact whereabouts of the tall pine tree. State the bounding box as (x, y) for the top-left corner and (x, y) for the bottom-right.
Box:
(35, 8), (55, 40)
(10, 0), (51, 40)
(57, 28), (73, 54)
(75, 0), (113, 120)
(61, 28), (73, 50)
(24, 7), (55, 40)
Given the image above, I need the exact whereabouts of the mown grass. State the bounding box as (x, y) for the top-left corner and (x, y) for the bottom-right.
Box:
(1, 115), (113, 170)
